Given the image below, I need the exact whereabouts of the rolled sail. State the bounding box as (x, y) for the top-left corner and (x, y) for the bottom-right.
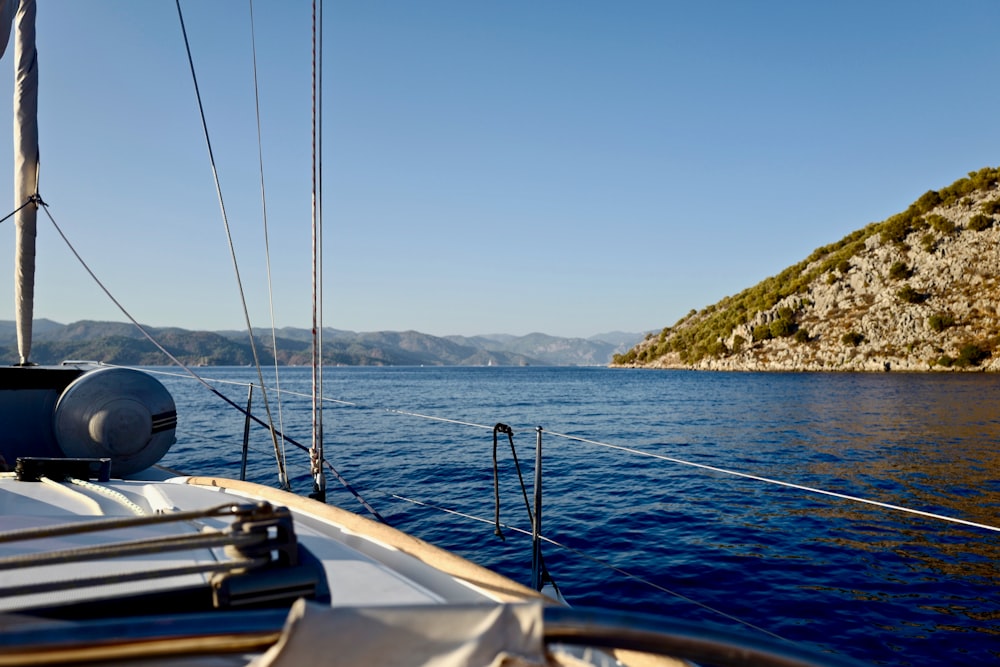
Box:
(13, 0), (39, 365)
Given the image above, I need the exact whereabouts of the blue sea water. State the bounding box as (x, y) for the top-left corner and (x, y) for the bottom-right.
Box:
(154, 366), (1000, 666)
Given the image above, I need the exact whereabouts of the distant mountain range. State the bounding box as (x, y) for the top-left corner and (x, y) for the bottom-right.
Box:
(0, 320), (646, 367)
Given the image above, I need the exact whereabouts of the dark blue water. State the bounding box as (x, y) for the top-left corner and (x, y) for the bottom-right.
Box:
(154, 366), (1000, 666)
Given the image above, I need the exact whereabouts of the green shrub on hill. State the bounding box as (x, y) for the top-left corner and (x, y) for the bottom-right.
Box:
(897, 285), (926, 304)
(706, 340), (728, 357)
(612, 348), (637, 365)
(888, 261), (912, 280)
(927, 313), (955, 332)
(878, 168), (1000, 243)
(880, 212), (925, 244)
(770, 318), (796, 338)
(926, 214), (955, 234)
(938, 167), (1000, 207)
(842, 331), (864, 347)
(752, 324), (773, 342)
(968, 213), (993, 231)
(956, 343), (990, 367)
(619, 166), (1000, 366)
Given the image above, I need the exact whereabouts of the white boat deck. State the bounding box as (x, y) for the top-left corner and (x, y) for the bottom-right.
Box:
(0, 473), (536, 617)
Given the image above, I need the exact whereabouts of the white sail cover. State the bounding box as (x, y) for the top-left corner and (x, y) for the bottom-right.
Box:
(0, 0), (38, 365)
(251, 600), (549, 667)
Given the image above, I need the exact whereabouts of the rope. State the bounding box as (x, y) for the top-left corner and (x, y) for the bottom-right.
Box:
(0, 500), (273, 598)
(492, 424), (506, 539)
(491, 423), (535, 541)
(0, 557), (263, 599)
(38, 475), (101, 514)
(68, 477), (147, 516)
(490, 424), (559, 593)
(0, 524), (263, 571)
(174, 0), (288, 491)
(0, 502), (260, 544)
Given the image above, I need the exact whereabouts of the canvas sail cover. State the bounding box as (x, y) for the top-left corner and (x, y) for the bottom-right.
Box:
(251, 600), (550, 667)
(0, 0), (39, 364)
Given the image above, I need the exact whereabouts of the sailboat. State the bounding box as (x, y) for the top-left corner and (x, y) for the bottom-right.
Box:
(0, 2), (865, 665)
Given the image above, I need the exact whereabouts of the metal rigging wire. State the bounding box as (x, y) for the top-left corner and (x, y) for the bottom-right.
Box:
(246, 0), (289, 485)
(174, 0), (289, 490)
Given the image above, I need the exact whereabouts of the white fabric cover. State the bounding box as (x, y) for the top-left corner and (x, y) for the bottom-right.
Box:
(11, 0), (39, 364)
(250, 600), (549, 667)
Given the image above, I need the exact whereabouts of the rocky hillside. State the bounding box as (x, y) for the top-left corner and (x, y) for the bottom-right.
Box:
(614, 167), (1000, 371)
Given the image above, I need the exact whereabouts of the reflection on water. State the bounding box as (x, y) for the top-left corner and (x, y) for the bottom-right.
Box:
(772, 373), (1000, 524)
(156, 367), (1000, 666)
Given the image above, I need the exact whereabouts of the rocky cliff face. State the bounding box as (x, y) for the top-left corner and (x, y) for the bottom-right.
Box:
(617, 169), (1000, 371)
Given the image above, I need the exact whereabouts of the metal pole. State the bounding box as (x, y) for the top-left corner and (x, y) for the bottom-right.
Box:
(531, 426), (543, 591)
(240, 385), (253, 481)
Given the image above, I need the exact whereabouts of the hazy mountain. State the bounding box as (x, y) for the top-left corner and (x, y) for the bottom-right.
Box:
(0, 321), (644, 367)
(446, 332), (631, 366)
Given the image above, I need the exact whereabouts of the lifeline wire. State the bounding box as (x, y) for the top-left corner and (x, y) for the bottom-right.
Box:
(40, 205), (218, 384)
(132, 368), (1000, 645)
(34, 201), (382, 522)
(393, 493), (787, 643)
(296, 385), (1000, 533)
(247, 0), (289, 484)
(104, 367), (385, 522)
(134, 369), (1000, 638)
(174, 0), (289, 490)
(545, 430), (1000, 534)
(143, 367), (1000, 534)
(292, 384), (1000, 533)
(0, 198), (35, 226)
(5, 18), (298, 497)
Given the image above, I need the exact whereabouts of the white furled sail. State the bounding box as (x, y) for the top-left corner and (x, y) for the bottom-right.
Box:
(6, 0), (38, 365)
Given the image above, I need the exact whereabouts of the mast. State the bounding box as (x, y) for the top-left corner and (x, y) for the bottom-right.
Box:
(12, 0), (39, 365)
(309, 0), (326, 502)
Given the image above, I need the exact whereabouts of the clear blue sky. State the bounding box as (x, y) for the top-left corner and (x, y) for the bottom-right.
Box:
(1, 1), (998, 339)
